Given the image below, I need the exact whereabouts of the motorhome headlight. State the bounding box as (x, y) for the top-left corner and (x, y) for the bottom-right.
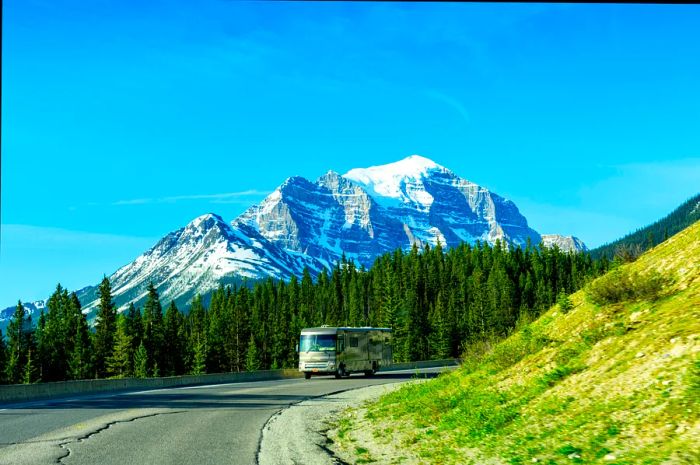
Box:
(328, 361), (335, 369)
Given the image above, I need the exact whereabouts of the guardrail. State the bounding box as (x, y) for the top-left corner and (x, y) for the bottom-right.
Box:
(0, 359), (460, 405)
(0, 369), (302, 405)
(380, 358), (460, 372)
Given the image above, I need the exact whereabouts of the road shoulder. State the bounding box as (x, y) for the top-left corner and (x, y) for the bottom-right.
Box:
(257, 381), (416, 465)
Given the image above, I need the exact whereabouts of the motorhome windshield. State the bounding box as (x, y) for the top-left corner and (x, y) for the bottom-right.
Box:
(300, 334), (336, 352)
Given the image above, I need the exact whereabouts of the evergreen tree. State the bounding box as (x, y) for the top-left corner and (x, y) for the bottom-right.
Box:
(41, 285), (73, 381)
(191, 334), (207, 375)
(5, 301), (28, 383)
(142, 282), (164, 376)
(134, 342), (148, 378)
(67, 292), (92, 380)
(245, 335), (261, 372)
(94, 277), (117, 377)
(206, 288), (226, 373)
(230, 286), (250, 372)
(124, 303), (142, 347)
(163, 301), (185, 376)
(68, 314), (92, 380)
(107, 315), (133, 378)
(186, 294), (207, 373)
(0, 328), (6, 383)
(22, 346), (39, 384)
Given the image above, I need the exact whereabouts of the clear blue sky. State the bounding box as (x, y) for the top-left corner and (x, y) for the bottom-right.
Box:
(2, 1), (699, 304)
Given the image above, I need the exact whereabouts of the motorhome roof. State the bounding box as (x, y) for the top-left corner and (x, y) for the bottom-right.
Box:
(301, 326), (392, 334)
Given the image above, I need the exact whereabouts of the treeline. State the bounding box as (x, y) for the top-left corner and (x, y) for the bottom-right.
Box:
(590, 193), (700, 261)
(0, 241), (608, 384)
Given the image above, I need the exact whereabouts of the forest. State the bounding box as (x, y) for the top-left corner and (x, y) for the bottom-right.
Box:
(590, 193), (700, 260)
(0, 241), (609, 384)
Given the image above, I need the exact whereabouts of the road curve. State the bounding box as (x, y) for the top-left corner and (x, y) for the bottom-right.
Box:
(0, 368), (448, 465)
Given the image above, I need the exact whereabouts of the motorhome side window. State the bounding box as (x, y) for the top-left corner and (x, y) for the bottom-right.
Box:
(350, 336), (359, 348)
(337, 336), (345, 353)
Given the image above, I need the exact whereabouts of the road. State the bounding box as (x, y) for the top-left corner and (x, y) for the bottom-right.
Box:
(0, 367), (449, 465)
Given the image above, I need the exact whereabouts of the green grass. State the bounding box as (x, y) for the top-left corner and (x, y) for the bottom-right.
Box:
(337, 220), (700, 465)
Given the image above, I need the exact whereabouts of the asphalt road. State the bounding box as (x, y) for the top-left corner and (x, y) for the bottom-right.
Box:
(0, 367), (449, 465)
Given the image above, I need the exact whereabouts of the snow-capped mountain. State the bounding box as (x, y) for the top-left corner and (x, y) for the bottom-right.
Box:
(3, 155), (587, 318)
(541, 234), (589, 253)
(236, 155), (543, 269)
(79, 213), (327, 314)
(0, 300), (46, 334)
(0, 300), (45, 322)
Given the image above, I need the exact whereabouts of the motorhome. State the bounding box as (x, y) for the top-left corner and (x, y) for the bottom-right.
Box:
(298, 326), (392, 379)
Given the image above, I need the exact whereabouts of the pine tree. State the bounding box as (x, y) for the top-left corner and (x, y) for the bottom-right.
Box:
(430, 294), (451, 359)
(206, 288), (226, 373)
(133, 342), (148, 378)
(142, 282), (164, 375)
(68, 316), (92, 380)
(230, 286), (250, 372)
(0, 328), (6, 383)
(41, 285), (73, 381)
(245, 335), (261, 372)
(67, 292), (92, 380)
(22, 347), (39, 384)
(5, 301), (28, 384)
(163, 301), (185, 376)
(191, 334), (207, 375)
(94, 277), (117, 377)
(107, 315), (133, 378)
(186, 294), (207, 373)
(124, 303), (143, 360)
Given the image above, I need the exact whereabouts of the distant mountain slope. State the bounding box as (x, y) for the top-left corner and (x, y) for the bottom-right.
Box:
(77, 213), (327, 315)
(0, 300), (46, 335)
(541, 234), (588, 253)
(591, 193), (700, 260)
(332, 219), (700, 464)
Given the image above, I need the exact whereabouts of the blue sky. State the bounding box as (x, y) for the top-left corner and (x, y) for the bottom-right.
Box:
(2, 1), (699, 304)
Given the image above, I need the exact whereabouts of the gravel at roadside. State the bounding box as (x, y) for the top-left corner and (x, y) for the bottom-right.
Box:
(257, 382), (408, 465)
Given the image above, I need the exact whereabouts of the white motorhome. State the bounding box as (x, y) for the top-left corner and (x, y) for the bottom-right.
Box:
(298, 326), (392, 379)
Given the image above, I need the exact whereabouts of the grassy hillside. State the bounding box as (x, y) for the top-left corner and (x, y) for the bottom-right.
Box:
(591, 193), (700, 260)
(331, 221), (700, 464)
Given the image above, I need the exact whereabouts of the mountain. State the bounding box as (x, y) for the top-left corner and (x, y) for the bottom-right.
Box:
(329, 219), (700, 464)
(236, 155), (545, 269)
(4, 155), (586, 319)
(0, 300), (46, 334)
(541, 234), (588, 253)
(590, 192), (700, 260)
(78, 213), (327, 314)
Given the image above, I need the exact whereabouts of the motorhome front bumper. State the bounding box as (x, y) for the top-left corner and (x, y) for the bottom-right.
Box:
(299, 361), (336, 372)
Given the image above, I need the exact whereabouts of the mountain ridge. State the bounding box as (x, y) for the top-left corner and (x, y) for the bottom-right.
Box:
(590, 192), (700, 260)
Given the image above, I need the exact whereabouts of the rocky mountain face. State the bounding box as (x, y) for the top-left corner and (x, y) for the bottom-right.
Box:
(540, 234), (589, 253)
(3, 155), (587, 318)
(76, 213), (328, 314)
(236, 156), (545, 270)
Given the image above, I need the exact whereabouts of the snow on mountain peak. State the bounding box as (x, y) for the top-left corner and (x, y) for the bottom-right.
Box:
(343, 155), (447, 209)
(184, 213), (227, 234)
(344, 155), (444, 185)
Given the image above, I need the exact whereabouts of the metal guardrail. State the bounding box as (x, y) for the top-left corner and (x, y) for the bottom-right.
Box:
(0, 359), (460, 405)
(380, 358), (460, 372)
